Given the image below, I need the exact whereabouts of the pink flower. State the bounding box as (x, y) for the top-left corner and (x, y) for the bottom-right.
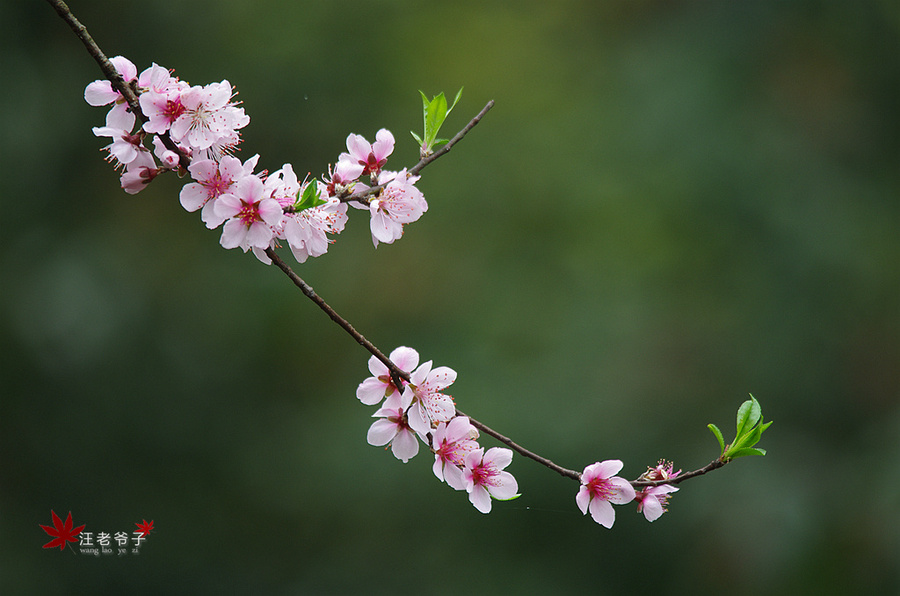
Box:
(170, 81), (244, 151)
(139, 80), (188, 136)
(462, 447), (518, 513)
(91, 126), (144, 165)
(180, 154), (260, 228)
(215, 175), (283, 250)
(635, 485), (679, 522)
(283, 197), (348, 263)
(404, 360), (456, 435)
(324, 160), (365, 197)
(368, 169), (428, 247)
(576, 460), (636, 528)
(119, 150), (160, 195)
(634, 460), (681, 522)
(269, 167), (348, 264)
(84, 55), (138, 131)
(640, 460), (681, 483)
(367, 391), (419, 463)
(356, 347), (420, 406)
(340, 128), (394, 178)
(150, 136), (182, 170)
(432, 416), (480, 490)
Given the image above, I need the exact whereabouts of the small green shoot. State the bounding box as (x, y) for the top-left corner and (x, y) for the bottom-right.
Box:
(708, 395), (772, 462)
(410, 87), (463, 157)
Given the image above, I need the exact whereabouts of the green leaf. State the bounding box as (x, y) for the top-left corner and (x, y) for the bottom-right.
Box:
(496, 493), (522, 502)
(708, 423), (725, 456)
(449, 86), (463, 114)
(727, 447), (767, 459)
(424, 92), (447, 146)
(293, 182), (326, 212)
(415, 88), (464, 155)
(736, 395), (761, 439)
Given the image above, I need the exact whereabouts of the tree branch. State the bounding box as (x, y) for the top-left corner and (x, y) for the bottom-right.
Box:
(46, 0), (191, 170)
(51, 0), (734, 495)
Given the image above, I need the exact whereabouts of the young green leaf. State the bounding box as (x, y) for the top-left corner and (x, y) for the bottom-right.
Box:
(735, 395), (761, 439)
(413, 88), (464, 156)
(708, 423), (726, 456)
(293, 182), (326, 212)
(727, 447), (767, 459)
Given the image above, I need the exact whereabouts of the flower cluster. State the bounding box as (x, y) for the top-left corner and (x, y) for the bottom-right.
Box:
(635, 460), (681, 522)
(85, 56), (693, 529)
(358, 346), (518, 513)
(85, 57), (429, 263)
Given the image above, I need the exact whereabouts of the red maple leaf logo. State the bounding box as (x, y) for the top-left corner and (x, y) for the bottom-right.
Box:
(135, 519), (154, 537)
(40, 510), (85, 551)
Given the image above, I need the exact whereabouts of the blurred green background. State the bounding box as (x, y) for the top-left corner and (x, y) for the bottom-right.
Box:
(2, 0), (898, 594)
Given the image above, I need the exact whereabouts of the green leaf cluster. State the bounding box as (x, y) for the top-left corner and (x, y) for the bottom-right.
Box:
(410, 88), (463, 157)
(707, 395), (772, 461)
(292, 181), (326, 212)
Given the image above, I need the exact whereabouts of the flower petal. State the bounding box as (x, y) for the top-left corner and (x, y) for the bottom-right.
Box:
(589, 498), (616, 528)
(468, 485), (493, 514)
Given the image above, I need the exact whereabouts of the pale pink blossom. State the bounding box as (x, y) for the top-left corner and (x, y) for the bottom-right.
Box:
(180, 154), (260, 228)
(150, 135), (182, 170)
(84, 56), (138, 131)
(84, 56), (137, 106)
(367, 391), (419, 463)
(265, 164), (348, 263)
(576, 460), (636, 529)
(356, 347), (420, 406)
(368, 169), (427, 247)
(284, 198), (348, 263)
(640, 460), (681, 483)
(215, 175), (283, 250)
(169, 81), (243, 151)
(340, 128), (394, 178)
(405, 360), (456, 435)
(323, 160), (365, 197)
(432, 416), (480, 490)
(139, 84), (187, 136)
(119, 150), (161, 194)
(462, 447), (518, 513)
(137, 63), (177, 94)
(634, 460), (681, 522)
(91, 126), (144, 165)
(636, 485), (679, 522)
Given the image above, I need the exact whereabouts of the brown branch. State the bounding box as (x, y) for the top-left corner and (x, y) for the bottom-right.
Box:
(46, 0), (141, 113)
(458, 409), (582, 481)
(264, 247), (409, 392)
(46, 0), (191, 170)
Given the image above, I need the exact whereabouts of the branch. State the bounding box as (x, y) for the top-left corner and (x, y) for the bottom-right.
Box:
(52, 0), (738, 496)
(46, 0), (191, 170)
(46, 0), (140, 113)
(458, 410), (582, 481)
(265, 247), (409, 393)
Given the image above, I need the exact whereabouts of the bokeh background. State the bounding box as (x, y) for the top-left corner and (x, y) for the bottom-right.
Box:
(2, 1), (898, 594)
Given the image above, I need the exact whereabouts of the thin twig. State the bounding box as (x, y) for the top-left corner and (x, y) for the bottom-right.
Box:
(265, 248), (410, 392)
(46, 0), (191, 170)
(458, 409), (582, 481)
